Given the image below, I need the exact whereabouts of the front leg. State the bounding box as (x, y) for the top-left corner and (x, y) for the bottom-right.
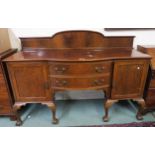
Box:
(46, 102), (59, 124)
(13, 104), (23, 126)
(103, 99), (118, 122)
(133, 98), (145, 120)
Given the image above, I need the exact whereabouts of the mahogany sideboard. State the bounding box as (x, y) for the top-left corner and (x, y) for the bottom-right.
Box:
(3, 31), (151, 126)
(0, 49), (17, 120)
(137, 45), (155, 113)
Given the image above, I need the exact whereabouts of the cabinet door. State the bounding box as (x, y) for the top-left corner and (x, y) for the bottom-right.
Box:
(111, 60), (149, 99)
(7, 62), (51, 101)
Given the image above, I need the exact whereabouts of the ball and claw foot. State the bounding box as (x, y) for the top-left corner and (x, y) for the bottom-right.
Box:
(52, 118), (59, 124)
(15, 120), (23, 126)
(136, 114), (143, 120)
(103, 116), (109, 122)
(134, 98), (145, 121)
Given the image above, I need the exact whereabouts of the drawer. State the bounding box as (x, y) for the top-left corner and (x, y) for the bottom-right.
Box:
(49, 61), (112, 76)
(50, 76), (110, 89)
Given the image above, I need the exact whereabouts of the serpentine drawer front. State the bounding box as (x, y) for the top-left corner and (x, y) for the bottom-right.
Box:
(51, 76), (110, 89)
(48, 61), (112, 76)
(49, 61), (112, 90)
(3, 31), (151, 126)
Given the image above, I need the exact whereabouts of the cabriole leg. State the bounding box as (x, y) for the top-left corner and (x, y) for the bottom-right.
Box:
(46, 102), (59, 124)
(103, 99), (118, 122)
(133, 98), (145, 120)
(49, 102), (59, 124)
(13, 104), (23, 126)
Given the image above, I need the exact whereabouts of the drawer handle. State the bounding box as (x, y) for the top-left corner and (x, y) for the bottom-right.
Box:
(95, 66), (105, 73)
(87, 52), (94, 58)
(93, 79), (104, 86)
(54, 67), (67, 73)
(55, 80), (68, 86)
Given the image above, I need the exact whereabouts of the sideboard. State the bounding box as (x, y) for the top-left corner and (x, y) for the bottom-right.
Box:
(3, 31), (151, 126)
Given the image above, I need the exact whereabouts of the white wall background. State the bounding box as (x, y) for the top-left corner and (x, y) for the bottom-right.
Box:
(11, 28), (155, 48)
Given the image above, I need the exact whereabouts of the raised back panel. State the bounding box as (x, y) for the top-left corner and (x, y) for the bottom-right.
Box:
(20, 30), (134, 51)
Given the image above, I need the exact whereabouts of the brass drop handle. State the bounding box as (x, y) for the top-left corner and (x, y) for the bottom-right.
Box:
(93, 79), (104, 86)
(56, 80), (68, 86)
(87, 52), (94, 58)
(95, 66), (105, 73)
(54, 66), (67, 73)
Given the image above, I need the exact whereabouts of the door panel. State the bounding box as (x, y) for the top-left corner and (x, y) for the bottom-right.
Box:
(7, 62), (50, 101)
(111, 60), (149, 99)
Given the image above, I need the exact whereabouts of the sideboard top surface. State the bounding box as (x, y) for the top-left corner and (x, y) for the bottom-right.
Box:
(3, 49), (151, 62)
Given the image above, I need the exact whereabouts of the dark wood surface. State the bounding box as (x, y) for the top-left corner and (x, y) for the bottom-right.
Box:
(111, 60), (149, 99)
(20, 30), (134, 50)
(2, 31), (151, 125)
(4, 49), (150, 62)
(137, 45), (155, 112)
(7, 62), (51, 102)
(0, 49), (17, 119)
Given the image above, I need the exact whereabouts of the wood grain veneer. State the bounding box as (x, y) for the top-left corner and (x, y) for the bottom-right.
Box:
(3, 31), (151, 125)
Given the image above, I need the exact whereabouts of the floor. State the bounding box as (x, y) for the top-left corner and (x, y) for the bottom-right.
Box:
(0, 99), (155, 127)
